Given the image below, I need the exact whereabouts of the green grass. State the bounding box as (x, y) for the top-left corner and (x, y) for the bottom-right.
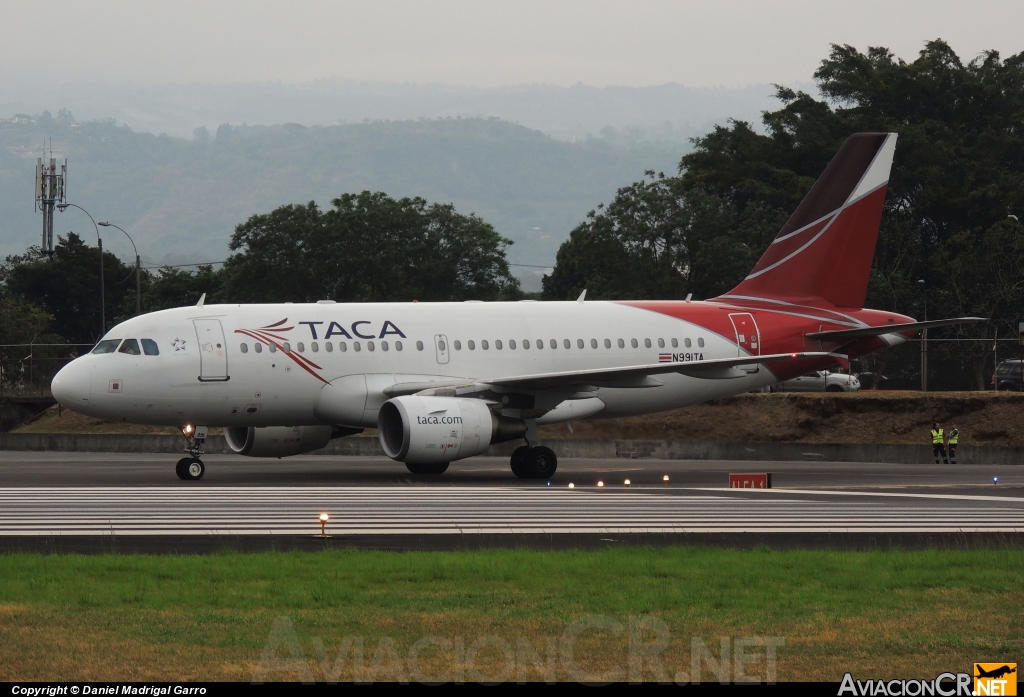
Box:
(1, 547), (1021, 682)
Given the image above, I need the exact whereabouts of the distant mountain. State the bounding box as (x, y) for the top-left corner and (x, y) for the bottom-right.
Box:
(0, 116), (686, 289)
(0, 79), (791, 141)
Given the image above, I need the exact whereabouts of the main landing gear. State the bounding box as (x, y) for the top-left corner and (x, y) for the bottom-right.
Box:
(176, 424), (208, 480)
(510, 445), (558, 479)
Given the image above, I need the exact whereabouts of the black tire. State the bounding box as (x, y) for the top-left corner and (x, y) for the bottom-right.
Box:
(510, 445), (530, 478)
(522, 446), (558, 479)
(825, 385), (844, 393)
(175, 457), (192, 480)
(182, 457), (205, 480)
(405, 462), (450, 475)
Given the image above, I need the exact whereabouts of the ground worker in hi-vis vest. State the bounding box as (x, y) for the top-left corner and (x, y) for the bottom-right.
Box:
(931, 421), (949, 464)
(947, 423), (959, 464)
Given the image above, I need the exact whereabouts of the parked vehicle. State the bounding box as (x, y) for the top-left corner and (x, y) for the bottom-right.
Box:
(855, 371), (890, 389)
(775, 370), (861, 393)
(993, 360), (1024, 391)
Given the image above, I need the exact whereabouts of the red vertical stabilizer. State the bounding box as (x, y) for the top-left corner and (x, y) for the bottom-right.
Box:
(719, 132), (897, 309)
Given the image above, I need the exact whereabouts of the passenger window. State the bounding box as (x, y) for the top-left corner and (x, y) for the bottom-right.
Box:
(340, 342), (348, 352)
(481, 340), (489, 350)
(522, 340), (530, 349)
(577, 339), (584, 349)
(240, 343), (249, 354)
(297, 342), (305, 353)
(496, 340), (503, 350)
(644, 338), (652, 348)
(508, 340), (515, 349)
(547, 339), (555, 349)
(684, 338), (691, 348)
(255, 343), (263, 354)
(311, 342), (319, 352)
(591, 339), (597, 349)
(697, 338), (705, 348)
(381, 341), (389, 351)
(282, 342), (291, 353)
(564, 339), (571, 349)
(631, 338), (638, 349)
(468, 340), (475, 350)
(604, 339), (611, 349)
(396, 341), (403, 351)
(438, 340), (446, 351)
(368, 341), (375, 351)
(118, 339), (142, 355)
(325, 342), (333, 352)
(454, 340), (462, 350)
(617, 339), (625, 349)
(657, 338), (664, 349)
(141, 339), (160, 355)
(672, 338), (678, 348)
(536, 340), (543, 350)
(416, 341), (424, 351)
(354, 342), (362, 352)
(92, 339), (122, 354)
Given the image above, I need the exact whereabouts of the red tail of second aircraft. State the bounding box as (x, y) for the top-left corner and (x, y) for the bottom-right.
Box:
(720, 132), (897, 309)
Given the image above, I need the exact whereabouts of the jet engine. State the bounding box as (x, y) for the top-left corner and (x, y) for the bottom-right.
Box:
(224, 425), (334, 457)
(377, 395), (526, 464)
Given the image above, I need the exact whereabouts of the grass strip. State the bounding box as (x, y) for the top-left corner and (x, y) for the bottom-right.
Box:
(0, 546), (1021, 682)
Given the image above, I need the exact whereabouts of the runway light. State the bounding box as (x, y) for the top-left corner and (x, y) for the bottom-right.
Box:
(663, 475), (670, 486)
(568, 483), (575, 489)
(624, 479), (630, 487)
(597, 481), (604, 488)
(994, 476), (999, 486)
(319, 512), (329, 537)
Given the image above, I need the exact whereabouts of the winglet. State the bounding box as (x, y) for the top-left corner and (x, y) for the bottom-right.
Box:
(196, 293), (206, 307)
(577, 289), (586, 303)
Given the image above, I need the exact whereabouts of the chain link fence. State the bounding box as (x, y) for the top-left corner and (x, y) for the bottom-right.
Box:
(0, 343), (94, 397)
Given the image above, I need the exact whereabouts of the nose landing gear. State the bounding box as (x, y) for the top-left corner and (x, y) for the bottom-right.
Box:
(177, 424), (208, 480)
(175, 457), (206, 480)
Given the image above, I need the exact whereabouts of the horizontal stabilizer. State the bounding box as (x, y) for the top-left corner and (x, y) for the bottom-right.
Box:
(806, 317), (986, 341)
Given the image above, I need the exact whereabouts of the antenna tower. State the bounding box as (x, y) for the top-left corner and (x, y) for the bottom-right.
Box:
(34, 141), (67, 256)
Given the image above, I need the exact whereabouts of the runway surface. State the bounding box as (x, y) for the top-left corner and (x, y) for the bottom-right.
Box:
(3, 485), (1024, 536)
(1, 453), (1023, 546)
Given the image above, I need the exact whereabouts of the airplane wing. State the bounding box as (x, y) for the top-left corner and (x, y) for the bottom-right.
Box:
(483, 351), (838, 390)
(806, 317), (986, 341)
(382, 351), (838, 397)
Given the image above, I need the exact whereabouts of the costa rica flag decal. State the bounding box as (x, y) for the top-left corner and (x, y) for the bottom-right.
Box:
(659, 354), (673, 363)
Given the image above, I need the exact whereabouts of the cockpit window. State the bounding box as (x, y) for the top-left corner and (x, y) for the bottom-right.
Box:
(141, 339), (159, 356)
(118, 339), (142, 355)
(92, 339), (121, 354)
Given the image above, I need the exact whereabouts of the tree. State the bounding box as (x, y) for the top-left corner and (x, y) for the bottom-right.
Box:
(222, 192), (521, 303)
(3, 233), (136, 344)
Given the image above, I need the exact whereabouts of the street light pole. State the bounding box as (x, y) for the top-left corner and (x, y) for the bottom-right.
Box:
(57, 203), (104, 338)
(918, 279), (927, 391)
(98, 222), (141, 316)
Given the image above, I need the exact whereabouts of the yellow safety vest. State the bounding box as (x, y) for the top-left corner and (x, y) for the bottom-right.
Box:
(948, 429), (959, 445)
(931, 429), (944, 444)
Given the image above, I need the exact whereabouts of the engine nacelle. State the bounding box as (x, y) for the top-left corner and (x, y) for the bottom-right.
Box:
(224, 425), (333, 458)
(377, 396), (526, 464)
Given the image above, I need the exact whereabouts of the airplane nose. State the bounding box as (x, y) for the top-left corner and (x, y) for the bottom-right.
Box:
(51, 360), (91, 411)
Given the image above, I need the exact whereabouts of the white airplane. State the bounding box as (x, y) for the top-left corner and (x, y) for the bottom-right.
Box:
(51, 132), (981, 480)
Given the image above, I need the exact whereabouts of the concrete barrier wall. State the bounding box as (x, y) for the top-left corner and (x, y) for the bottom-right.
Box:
(1, 433), (1020, 464)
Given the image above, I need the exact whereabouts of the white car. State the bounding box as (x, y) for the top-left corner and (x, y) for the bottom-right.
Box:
(774, 370), (861, 393)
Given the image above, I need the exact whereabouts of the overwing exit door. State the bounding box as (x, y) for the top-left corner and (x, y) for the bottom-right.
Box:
(194, 319), (229, 381)
(728, 312), (760, 373)
(434, 334), (449, 364)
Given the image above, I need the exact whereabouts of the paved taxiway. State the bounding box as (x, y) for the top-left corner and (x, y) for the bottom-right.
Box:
(0, 453), (1022, 550)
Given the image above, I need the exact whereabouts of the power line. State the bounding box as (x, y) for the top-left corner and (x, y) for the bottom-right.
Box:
(142, 259), (553, 270)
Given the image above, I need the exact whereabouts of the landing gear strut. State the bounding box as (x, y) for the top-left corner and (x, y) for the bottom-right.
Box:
(177, 424), (208, 480)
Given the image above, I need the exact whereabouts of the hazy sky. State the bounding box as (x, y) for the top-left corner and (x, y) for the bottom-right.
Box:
(2, 0), (1022, 88)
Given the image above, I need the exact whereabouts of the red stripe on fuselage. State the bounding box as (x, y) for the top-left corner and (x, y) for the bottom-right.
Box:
(618, 300), (913, 382)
